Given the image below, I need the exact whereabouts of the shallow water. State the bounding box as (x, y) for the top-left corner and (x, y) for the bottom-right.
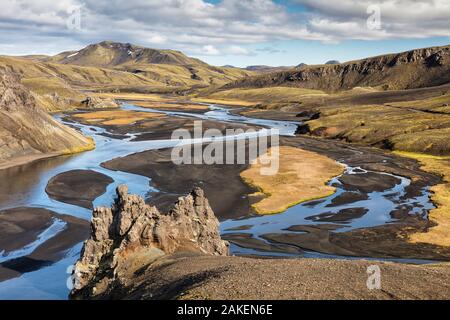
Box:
(221, 166), (435, 262)
(0, 103), (436, 299)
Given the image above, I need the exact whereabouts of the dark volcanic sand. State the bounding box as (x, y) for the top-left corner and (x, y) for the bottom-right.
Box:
(0, 207), (89, 281)
(336, 172), (401, 193)
(65, 111), (260, 142)
(102, 133), (447, 259)
(0, 207), (54, 253)
(132, 119), (260, 142)
(102, 143), (258, 220)
(305, 207), (369, 223)
(261, 218), (450, 261)
(326, 192), (369, 207)
(222, 233), (302, 254)
(46, 170), (113, 209)
(129, 101), (211, 114)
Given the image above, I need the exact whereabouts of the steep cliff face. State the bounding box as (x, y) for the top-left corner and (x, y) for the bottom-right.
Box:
(70, 186), (228, 299)
(223, 45), (450, 92)
(0, 70), (94, 168)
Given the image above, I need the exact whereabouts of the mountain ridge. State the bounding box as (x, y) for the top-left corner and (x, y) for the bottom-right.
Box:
(45, 41), (208, 68)
(221, 44), (450, 92)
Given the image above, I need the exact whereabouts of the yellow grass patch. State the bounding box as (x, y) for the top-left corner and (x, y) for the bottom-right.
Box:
(61, 136), (96, 155)
(72, 110), (164, 125)
(241, 146), (345, 214)
(394, 151), (450, 247)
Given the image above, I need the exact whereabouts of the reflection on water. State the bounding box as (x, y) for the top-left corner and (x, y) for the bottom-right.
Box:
(0, 156), (73, 208)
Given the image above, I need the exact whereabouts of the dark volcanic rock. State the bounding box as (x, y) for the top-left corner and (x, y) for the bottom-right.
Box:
(295, 123), (311, 135)
(305, 208), (368, 223)
(70, 186), (228, 299)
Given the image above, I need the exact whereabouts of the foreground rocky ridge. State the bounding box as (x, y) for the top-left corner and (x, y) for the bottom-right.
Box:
(0, 70), (94, 168)
(70, 186), (450, 300)
(70, 186), (228, 299)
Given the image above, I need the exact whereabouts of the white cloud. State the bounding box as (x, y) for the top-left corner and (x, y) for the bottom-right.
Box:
(297, 0), (450, 40)
(0, 0), (448, 57)
(202, 45), (220, 55)
(226, 45), (251, 55)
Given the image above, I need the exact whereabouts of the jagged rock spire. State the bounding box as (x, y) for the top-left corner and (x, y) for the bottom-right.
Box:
(70, 185), (228, 299)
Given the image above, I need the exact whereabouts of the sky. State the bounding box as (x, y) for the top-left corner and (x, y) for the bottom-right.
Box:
(0, 0), (449, 67)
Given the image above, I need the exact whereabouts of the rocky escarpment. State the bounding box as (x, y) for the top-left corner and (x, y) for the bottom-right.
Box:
(0, 70), (94, 168)
(70, 186), (228, 299)
(223, 45), (450, 92)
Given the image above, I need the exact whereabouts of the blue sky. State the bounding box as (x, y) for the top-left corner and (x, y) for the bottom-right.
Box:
(201, 37), (450, 67)
(0, 0), (449, 67)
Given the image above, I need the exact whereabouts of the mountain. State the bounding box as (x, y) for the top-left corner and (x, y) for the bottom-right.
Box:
(0, 41), (254, 111)
(221, 45), (450, 92)
(45, 41), (206, 68)
(0, 70), (93, 169)
(43, 41), (252, 88)
(325, 60), (340, 65)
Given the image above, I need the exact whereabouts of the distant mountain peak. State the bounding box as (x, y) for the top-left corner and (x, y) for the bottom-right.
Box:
(46, 41), (205, 68)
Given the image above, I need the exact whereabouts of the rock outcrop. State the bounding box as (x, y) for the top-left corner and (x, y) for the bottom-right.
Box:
(80, 96), (118, 109)
(70, 186), (228, 299)
(0, 70), (94, 168)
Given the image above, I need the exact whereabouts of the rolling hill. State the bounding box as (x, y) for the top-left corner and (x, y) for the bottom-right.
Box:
(43, 41), (252, 88)
(0, 70), (94, 169)
(45, 41), (206, 67)
(0, 41), (254, 111)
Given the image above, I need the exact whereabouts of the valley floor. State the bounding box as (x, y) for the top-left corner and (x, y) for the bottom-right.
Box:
(2, 93), (450, 299)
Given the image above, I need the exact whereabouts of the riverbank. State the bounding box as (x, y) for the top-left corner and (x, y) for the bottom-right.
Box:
(0, 207), (89, 282)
